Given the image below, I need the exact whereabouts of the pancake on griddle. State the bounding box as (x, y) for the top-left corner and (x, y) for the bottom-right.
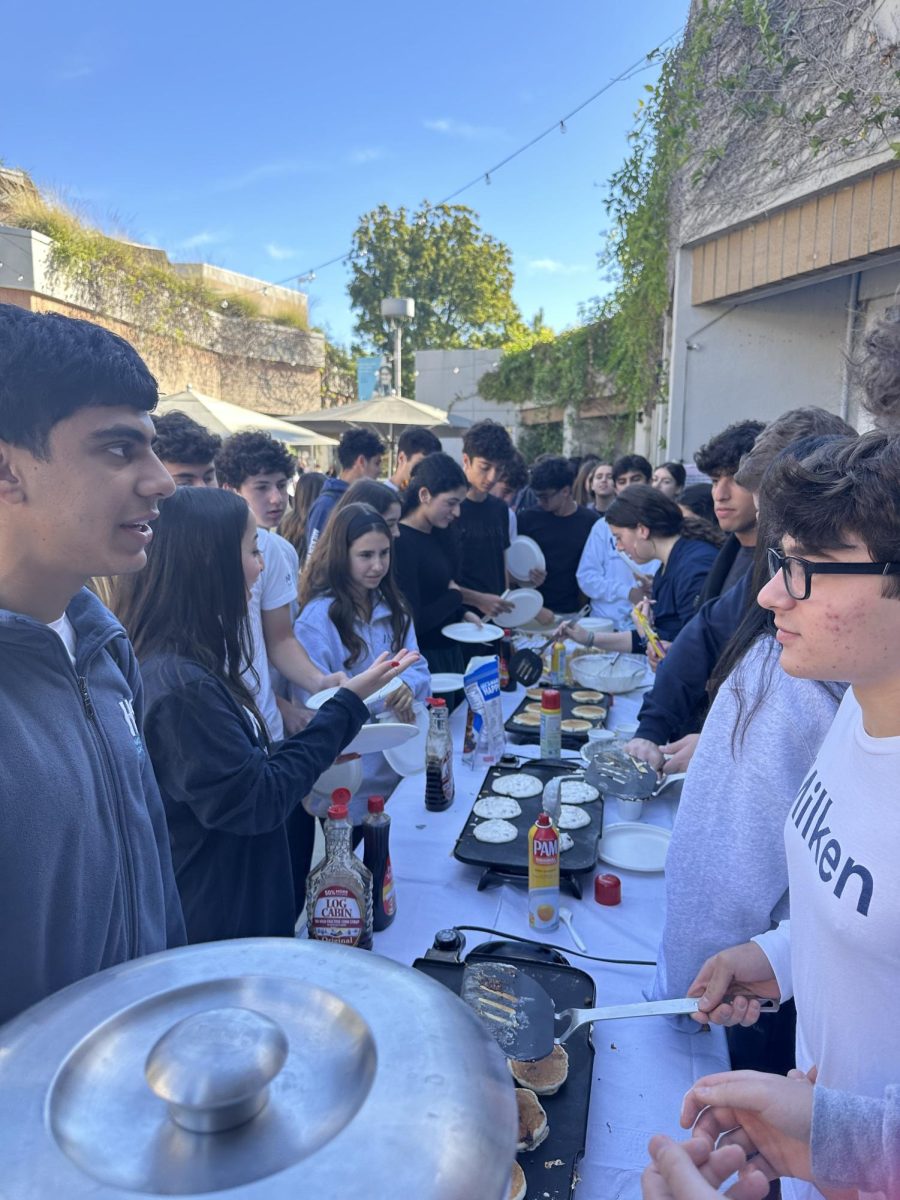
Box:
(515, 1086), (549, 1152)
(509, 1043), (569, 1095)
(508, 1161), (526, 1200)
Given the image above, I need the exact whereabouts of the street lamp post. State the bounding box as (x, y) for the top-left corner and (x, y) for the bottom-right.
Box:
(380, 297), (415, 396)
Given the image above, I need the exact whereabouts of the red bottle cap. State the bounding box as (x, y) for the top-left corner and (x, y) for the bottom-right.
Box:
(535, 812), (551, 827)
(428, 697), (447, 707)
(541, 689), (561, 711)
(594, 872), (622, 905)
(331, 788), (351, 805)
(328, 803), (350, 820)
(367, 796), (385, 813)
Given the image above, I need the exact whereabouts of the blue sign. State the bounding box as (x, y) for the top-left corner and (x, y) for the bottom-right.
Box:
(357, 356), (383, 402)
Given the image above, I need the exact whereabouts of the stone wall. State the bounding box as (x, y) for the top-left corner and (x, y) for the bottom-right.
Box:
(0, 225), (324, 414)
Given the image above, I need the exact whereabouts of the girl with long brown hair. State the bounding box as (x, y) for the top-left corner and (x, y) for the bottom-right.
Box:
(294, 503), (431, 824)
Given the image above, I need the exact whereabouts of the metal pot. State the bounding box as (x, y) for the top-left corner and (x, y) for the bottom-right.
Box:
(0, 938), (517, 1198)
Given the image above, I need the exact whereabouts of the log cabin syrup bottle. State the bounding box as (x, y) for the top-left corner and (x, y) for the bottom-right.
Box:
(306, 790), (373, 950)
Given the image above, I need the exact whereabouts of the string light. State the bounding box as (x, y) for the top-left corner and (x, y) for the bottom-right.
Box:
(257, 26), (683, 294)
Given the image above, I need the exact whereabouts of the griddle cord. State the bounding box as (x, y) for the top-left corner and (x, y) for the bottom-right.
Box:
(453, 925), (656, 967)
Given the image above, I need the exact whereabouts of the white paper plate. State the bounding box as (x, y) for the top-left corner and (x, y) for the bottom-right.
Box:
(306, 675), (402, 711)
(505, 536), (546, 582)
(343, 721), (420, 757)
(382, 703), (429, 776)
(500, 587), (544, 628)
(311, 755), (364, 801)
(597, 822), (671, 872)
(430, 672), (464, 693)
(440, 621), (505, 644)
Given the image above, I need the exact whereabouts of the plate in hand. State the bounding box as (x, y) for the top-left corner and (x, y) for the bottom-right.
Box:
(441, 622), (504, 644)
(505, 536), (546, 582)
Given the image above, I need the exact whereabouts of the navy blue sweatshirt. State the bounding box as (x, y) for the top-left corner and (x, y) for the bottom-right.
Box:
(140, 653), (368, 942)
(630, 535), (720, 652)
(305, 476), (349, 559)
(635, 572), (751, 745)
(0, 589), (185, 1026)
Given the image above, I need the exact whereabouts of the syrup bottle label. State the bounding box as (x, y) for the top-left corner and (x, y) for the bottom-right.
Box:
(311, 884), (363, 945)
(382, 855), (396, 916)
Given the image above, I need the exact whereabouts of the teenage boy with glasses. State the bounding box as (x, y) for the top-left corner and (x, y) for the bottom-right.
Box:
(676, 431), (900, 1199)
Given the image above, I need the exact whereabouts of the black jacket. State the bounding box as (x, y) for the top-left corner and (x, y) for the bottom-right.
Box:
(141, 653), (367, 942)
(635, 572), (751, 745)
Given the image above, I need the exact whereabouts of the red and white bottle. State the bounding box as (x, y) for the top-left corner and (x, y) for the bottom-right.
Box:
(306, 790), (373, 949)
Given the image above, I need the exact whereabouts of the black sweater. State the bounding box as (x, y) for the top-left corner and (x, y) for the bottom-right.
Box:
(141, 653), (367, 943)
(394, 524), (464, 650)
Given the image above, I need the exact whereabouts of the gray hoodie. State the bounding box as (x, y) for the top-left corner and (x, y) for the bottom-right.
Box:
(0, 588), (185, 1025)
(650, 636), (842, 1017)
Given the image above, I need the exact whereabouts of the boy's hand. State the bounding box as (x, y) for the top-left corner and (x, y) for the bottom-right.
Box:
(472, 591), (514, 618)
(661, 734), (700, 774)
(623, 737), (665, 771)
(642, 1135), (769, 1200)
(688, 942), (781, 1027)
(343, 650), (421, 702)
(681, 1069), (816, 1184)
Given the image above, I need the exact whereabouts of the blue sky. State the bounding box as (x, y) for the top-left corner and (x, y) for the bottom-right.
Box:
(4, 0), (688, 348)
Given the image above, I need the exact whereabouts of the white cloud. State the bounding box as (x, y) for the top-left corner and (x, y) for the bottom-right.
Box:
(214, 159), (318, 192)
(265, 242), (296, 261)
(423, 117), (503, 140)
(348, 147), (383, 165)
(179, 230), (228, 250)
(528, 258), (588, 276)
(58, 64), (93, 82)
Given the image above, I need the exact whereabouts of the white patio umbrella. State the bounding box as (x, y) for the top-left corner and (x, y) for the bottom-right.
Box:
(157, 387), (338, 447)
(279, 395), (471, 470)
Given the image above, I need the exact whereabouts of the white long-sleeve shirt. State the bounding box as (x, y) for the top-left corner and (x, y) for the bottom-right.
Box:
(575, 517), (658, 628)
(754, 687), (900, 1200)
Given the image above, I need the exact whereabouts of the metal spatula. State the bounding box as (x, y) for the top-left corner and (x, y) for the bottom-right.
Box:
(508, 605), (590, 687)
(462, 962), (779, 1061)
(509, 634), (556, 687)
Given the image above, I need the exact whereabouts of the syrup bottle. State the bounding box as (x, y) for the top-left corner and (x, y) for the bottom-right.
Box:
(306, 789), (373, 949)
(425, 698), (455, 811)
(362, 795), (396, 931)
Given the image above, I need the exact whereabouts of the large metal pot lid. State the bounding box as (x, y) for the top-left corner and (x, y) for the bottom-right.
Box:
(0, 938), (517, 1198)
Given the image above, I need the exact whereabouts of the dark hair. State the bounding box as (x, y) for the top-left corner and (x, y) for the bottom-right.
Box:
(280, 471), (325, 556)
(300, 503), (411, 669)
(0, 304), (158, 458)
(734, 407), (857, 493)
(655, 461), (686, 489)
(606, 483), (723, 546)
(152, 410), (221, 466)
(462, 419), (514, 464)
(764, 429), (900, 599)
(334, 478), (401, 519)
(397, 427), (442, 458)
(694, 419), (766, 478)
(216, 430), (293, 488)
(612, 453), (653, 484)
(337, 427), (384, 469)
(679, 483), (717, 525)
(402, 452), (467, 514)
(113, 487), (267, 735)
(859, 309), (900, 430)
(530, 456), (576, 492)
(495, 450), (529, 493)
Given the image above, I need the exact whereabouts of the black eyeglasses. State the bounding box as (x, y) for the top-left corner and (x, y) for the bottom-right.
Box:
(766, 547), (900, 601)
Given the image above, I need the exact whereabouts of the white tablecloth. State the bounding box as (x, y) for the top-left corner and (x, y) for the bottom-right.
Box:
(374, 679), (729, 1199)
